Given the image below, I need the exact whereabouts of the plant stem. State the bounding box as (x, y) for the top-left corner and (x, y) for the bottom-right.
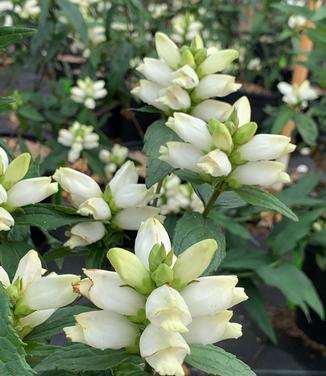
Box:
(203, 187), (221, 217)
(153, 179), (164, 207)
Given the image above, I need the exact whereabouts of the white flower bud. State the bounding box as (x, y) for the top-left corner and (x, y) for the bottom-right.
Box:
(58, 129), (74, 147)
(136, 58), (172, 86)
(6, 177), (58, 208)
(193, 74), (241, 100)
(0, 207), (14, 231)
(155, 32), (181, 69)
(0, 147), (9, 175)
(113, 207), (164, 231)
(64, 222), (106, 249)
(0, 184), (7, 205)
(191, 99), (233, 123)
(198, 49), (239, 76)
(238, 134), (296, 161)
(19, 308), (57, 330)
(197, 149), (232, 177)
(13, 249), (43, 291)
(233, 96), (251, 126)
(131, 80), (169, 112)
(157, 84), (191, 111)
(77, 197), (111, 220)
(172, 65), (199, 89)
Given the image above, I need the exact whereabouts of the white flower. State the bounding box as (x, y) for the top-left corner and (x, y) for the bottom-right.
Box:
(193, 74), (241, 100)
(172, 65), (199, 89)
(0, 207), (14, 231)
(71, 77), (107, 109)
(191, 99), (233, 123)
(113, 207), (164, 230)
(157, 84), (191, 111)
(19, 309), (57, 329)
(232, 161), (291, 186)
(197, 49), (239, 76)
(64, 222), (106, 248)
(76, 270), (145, 316)
(140, 324), (190, 376)
(183, 310), (242, 345)
(136, 58), (172, 86)
(53, 167), (102, 206)
(20, 0), (40, 19)
(146, 285), (192, 332)
(288, 15), (306, 29)
(238, 134), (296, 161)
(0, 147), (9, 175)
(88, 24), (106, 45)
(277, 80), (318, 108)
(64, 310), (139, 350)
(6, 177), (58, 208)
(77, 197), (111, 220)
(233, 96), (251, 126)
(135, 218), (172, 269)
(197, 149), (232, 177)
(131, 80), (168, 112)
(181, 276), (248, 317)
(155, 32), (181, 69)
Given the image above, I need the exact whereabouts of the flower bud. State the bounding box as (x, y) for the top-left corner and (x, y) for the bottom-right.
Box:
(53, 167), (102, 206)
(1, 153), (30, 190)
(19, 308), (56, 332)
(193, 74), (241, 101)
(58, 129), (74, 146)
(157, 84), (191, 110)
(155, 32), (181, 69)
(107, 247), (155, 294)
(194, 48), (207, 65)
(231, 161), (291, 186)
(146, 285), (192, 332)
(232, 122), (257, 145)
(172, 65), (199, 89)
(179, 47), (196, 69)
(197, 49), (239, 77)
(136, 58), (172, 86)
(238, 134), (296, 161)
(183, 310), (242, 345)
(65, 222), (106, 249)
(209, 120), (233, 154)
(166, 113), (211, 151)
(64, 310), (139, 350)
(140, 324), (190, 376)
(159, 142), (203, 173)
(131, 80), (168, 112)
(135, 218), (171, 270)
(190, 33), (204, 51)
(151, 264), (174, 287)
(191, 99), (233, 123)
(77, 197), (112, 220)
(233, 96), (251, 127)
(13, 249), (42, 291)
(172, 239), (218, 290)
(0, 207), (14, 231)
(0, 147), (9, 175)
(113, 207), (164, 231)
(197, 149), (232, 177)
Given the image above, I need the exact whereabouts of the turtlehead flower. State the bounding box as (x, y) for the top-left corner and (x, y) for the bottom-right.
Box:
(159, 99), (296, 188)
(88, 24), (106, 46)
(65, 218), (247, 376)
(71, 77), (107, 109)
(0, 147), (58, 232)
(132, 32), (239, 114)
(155, 174), (204, 215)
(0, 250), (79, 337)
(277, 80), (318, 108)
(58, 121), (100, 163)
(53, 161), (161, 248)
(19, 0), (40, 19)
(288, 15), (307, 29)
(99, 144), (129, 176)
(171, 14), (203, 44)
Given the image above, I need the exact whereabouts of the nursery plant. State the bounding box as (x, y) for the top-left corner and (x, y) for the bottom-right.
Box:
(0, 2), (325, 375)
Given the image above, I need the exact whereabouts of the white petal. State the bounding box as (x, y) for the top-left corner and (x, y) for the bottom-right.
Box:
(0, 184), (7, 204)
(277, 82), (293, 96)
(155, 32), (181, 69)
(113, 184), (155, 209)
(233, 96), (251, 126)
(194, 74), (241, 100)
(82, 269), (145, 316)
(137, 58), (172, 86)
(197, 149), (232, 177)
(77, 197), (111, 220)
(172, 65), (199, 89)
(0, 147), (9, 174)
(156, 84), (191, 111)
(191, 99), (233, 123)
(131, 80), (168, 112)
(0, 207), (14, 231)
(0, 266), (10, 288)
(198, 49), (239, 75)
(6, 177), (58, 208)
(108, 161), (138, 197)
(19, 308), (56, 329)
(53, 167), (102, 206)
(113, 207), (164, 230)
(65, 222), (106, 249)
(13, 249), (43, 291)
(135, 218), (171, 269)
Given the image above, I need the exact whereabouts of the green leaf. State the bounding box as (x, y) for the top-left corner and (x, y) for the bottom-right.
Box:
(57, 0), (88, 44)
(0, 27), (35, 50)
(236, 186), (298, 221)
(26, 306), (93, 342)
(271, 105), (294, 134)
(242, 280), (277, 343)
(82, 149), (106, 181)
(40, 145), (67, 174)
(12, 204), (91, 232)
(0, 97), (14, 109)
(186, 344), (256, 376)
(34, 344), (133, 372)
(0, 241), (32, 280)
(143, 120), (180, 187)
(295, 113), (318, 146)
(257, 263), (324, 319)
(0, 284), (36, 375)
(173, 211), (225, 274)
(221, 248), (271, 271)
(18, 106), (44, 122)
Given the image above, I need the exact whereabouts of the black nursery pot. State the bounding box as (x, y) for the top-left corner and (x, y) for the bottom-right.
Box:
(296, 246), (326, 345)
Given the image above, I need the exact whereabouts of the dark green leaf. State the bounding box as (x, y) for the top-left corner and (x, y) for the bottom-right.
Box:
(295, 113), (318, 146)
(0, 242), (32, 280)
(0, 27), (35, 50)
(271, 105), (294, 134)
(236, 186), (298, 221)
(186, 344), (256, 376)
(221, 248), (271, 271)
(0, 97), (14, 109)
(173, 211), (225, 274)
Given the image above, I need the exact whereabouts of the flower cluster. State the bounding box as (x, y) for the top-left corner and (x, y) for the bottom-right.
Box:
(160, 98), (296, 188)
(0, 148), (58, 232)
(156, 174), (204, 215)
(132, 32), (239, 115)
(171, 14), (203, 43)
(71, 77), (107, 109)
(64, 218), (247, 376)
(53, 161), (162, 248)
(58, 121), (100, 163)
(277, 80), (318, 109)
(0, 0), (40, 25)
(99, 144), (129, 177)
(0, 250), (79, 338)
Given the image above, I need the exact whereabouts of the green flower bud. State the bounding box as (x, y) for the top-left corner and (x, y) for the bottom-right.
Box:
(14, 300), (34, 316)
(107, 248), (155, 295)
(224, 121), (237, 135)
(179, 47), (196, 69)
(151, 264), (174, 287)
(1, 153), (31, 190)
(149, 244), (167, 273)
(172, 239), (218, 290)
(233, 122), (257, 145)
(194, 48), (207, 66)
(228, 109), (239, 126)
(229, 150), (247, 165)
(211, 122), (234, 155)
(190, 33), (204, 52)
(127, 308), (147, 324)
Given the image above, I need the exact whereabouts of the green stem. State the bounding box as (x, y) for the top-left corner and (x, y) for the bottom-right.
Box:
(203, 187), (222, 217)
(153, 178), (164, 207)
